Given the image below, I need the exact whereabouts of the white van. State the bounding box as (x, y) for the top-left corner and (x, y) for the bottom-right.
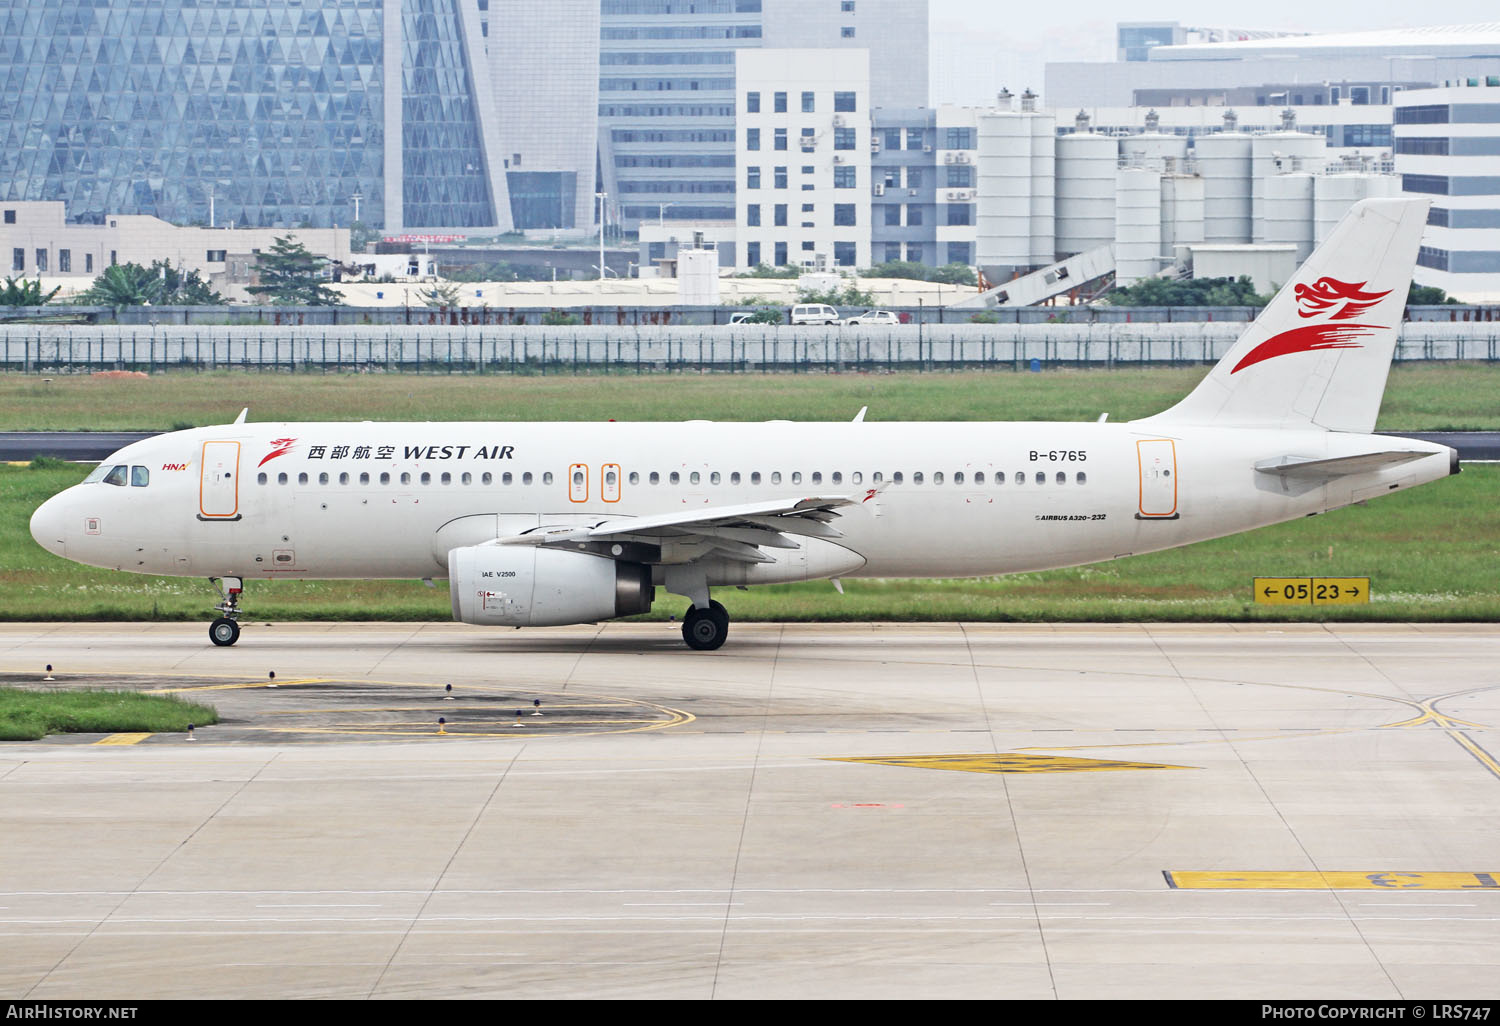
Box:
(790, 303), (840, 325)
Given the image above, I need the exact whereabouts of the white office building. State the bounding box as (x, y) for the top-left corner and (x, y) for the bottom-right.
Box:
(1396, 80), (1500, 299)
(734, 49), (872, 271)
(599, 0), (926, 232)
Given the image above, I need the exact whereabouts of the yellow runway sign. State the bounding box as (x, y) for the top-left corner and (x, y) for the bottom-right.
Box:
(1254, 577), (1370, 605)
(1165, 870), (1500, 890)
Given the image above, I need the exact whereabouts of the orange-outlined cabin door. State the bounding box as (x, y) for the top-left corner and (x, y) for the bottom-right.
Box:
(1136, 439), (1179, 520)
(199, 441), (242, 521)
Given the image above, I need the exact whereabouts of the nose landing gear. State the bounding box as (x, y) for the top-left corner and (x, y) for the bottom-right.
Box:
(208, 576), (244, 647)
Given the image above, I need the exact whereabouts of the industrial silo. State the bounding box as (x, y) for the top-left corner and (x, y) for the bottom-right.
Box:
(1055, 129), (1117, 259)
(1114, 167), (1163, 286)
(1197, 131), (1254, 244)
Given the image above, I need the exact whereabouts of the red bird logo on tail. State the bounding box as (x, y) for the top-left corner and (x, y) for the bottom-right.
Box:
(1231, 277), (1393, 375)
(1294, 277), (1391, 320)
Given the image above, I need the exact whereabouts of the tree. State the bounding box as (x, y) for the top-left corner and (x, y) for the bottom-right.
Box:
(350, 220), (381, 254)
(419, 282), (463, 309)
(75, 260), (223, 306)
(0, 276), (60, 307)
(733, 262), (799, 279)
(151, 260), (223, 304)
(1105, 275), (1271, 308)
(861, 260), (978, 286)
(77, 263), (167, 306)
(1408, 283), (1459, 305)
(245, 235), (340, 305)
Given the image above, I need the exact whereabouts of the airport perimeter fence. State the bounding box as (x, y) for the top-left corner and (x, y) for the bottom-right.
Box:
(3, 322), (1500, 375)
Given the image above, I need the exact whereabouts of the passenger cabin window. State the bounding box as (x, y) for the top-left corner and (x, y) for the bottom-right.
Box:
(257, 472), (268, 485)
(103, 465), (128, 487)
(1076, 472), (1087, 485)
(278, 472), (289, 485)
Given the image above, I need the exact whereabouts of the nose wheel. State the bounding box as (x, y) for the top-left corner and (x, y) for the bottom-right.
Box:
(682, 600), (729, 651)
(208, 576), (244, 647)
(209, 617), (241, 647)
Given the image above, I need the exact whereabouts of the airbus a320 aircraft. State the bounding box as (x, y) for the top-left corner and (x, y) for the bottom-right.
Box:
(31, 199), (1457, 650)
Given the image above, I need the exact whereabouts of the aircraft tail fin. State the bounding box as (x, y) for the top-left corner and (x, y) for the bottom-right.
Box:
(1140, 198), (1429, 434)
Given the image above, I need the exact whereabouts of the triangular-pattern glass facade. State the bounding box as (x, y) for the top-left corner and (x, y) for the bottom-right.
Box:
(402, 0), (493, 227)
(0, 0), (494, 229)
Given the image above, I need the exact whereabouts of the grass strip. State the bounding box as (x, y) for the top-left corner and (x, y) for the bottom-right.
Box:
(2, 364), (1499, 430)
(0, 687), (218, 741)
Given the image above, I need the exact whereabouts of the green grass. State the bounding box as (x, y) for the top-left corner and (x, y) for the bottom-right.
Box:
(0, 687), (218, 741)
(4, 461), (1497, 623)
(1, 363), (1499, 430)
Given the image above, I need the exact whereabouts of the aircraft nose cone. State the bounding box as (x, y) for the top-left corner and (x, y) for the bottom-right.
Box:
(29, 493), (68, 558)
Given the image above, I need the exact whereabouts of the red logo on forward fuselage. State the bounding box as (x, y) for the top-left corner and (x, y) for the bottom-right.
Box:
(1231, 277), (1392, 375)
(257, 437), (298, 467)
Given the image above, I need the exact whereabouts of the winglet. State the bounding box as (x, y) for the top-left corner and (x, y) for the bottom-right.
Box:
(852, 406), (867, 423)
(233, 407), (249, 425)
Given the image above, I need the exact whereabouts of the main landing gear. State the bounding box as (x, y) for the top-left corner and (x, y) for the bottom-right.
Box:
(208, 576), (244, 647)
(682, 600), (729, 651)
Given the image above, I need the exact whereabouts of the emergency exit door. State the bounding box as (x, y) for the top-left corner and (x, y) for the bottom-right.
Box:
(199, 441), (242, 521)
(1136, 439), (1179, 520)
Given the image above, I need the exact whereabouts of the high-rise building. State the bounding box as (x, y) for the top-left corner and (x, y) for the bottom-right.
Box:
(599, 0), (927, 231)
(0, 0), (511, 232)
(482, 0), (600, 231)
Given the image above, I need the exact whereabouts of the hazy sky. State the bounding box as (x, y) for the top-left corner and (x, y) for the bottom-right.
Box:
(928, 1), (1500, 105)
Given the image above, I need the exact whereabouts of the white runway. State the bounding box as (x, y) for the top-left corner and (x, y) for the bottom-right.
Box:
(1, 621), (1498, 999)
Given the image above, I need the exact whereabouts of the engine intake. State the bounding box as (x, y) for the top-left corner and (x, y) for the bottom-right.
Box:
(449, 544), (652, 627)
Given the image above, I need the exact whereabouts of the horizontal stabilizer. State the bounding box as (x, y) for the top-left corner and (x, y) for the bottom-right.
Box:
(1254, 450), (1430, 480)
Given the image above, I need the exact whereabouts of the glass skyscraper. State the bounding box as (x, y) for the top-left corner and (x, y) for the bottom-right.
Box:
(0, 0), (505, 230)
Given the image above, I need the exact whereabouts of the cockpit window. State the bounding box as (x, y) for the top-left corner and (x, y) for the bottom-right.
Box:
(102, 465), (128, 487)
(83, 465), (109, 484)
(131, 466), (149, 487)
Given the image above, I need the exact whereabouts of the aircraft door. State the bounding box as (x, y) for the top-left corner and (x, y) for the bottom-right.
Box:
(1136, 439), (1179, 520)
(199, 441), (242, 521)
(601, 463), (621, 503)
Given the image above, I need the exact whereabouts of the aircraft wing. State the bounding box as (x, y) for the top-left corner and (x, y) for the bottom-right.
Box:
(499, 494), (868, 564)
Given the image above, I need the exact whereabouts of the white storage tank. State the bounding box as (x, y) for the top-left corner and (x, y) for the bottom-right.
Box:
(1252, 131), (1327, 244)
(1115, 167), (1163, 286)
(1196, 132), (1253, 244)
(1121, 132), (1189, 171)
(977, 110), (1055, 275)
(1029, 114), (1056, 267)
(1314, 173), (1401, 244)
(677, 247), (721, 306)
(1055, 130), (1118, 258)
(1160, 174), (1205, 254)
(1259, 173), (1315, 261)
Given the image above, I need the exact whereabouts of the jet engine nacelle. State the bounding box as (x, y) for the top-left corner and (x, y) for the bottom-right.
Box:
(448, 544), (653, 627)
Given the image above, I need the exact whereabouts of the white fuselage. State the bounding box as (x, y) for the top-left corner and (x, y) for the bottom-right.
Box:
(30, 420), (1454, 586)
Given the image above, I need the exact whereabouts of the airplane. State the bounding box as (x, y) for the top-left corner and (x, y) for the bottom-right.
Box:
(30, 198), (1457, 651)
